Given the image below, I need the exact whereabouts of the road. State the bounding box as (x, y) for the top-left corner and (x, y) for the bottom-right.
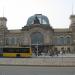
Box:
(0, 66), (75, 75)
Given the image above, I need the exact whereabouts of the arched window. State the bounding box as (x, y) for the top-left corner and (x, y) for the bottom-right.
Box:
(5, 38), (9, 45)
(31, 32), (44, 45)
(11, 38), (15, 45)
(54, 37), (58, 45)
(57, 37), (64, 45)
(65, 37), (71, 44)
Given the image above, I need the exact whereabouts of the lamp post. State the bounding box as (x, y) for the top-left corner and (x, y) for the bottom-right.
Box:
(0, 40), (3, 53)
(36, 41), (39, 57)
(34, 40), (40, 57)
(0, 40), (3, 47)
(73, 40), (75, 53)
(31, 42), (39, 57)
(32, 40), (39, 57)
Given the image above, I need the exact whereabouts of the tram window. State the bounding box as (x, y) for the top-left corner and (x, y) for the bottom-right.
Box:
(3, 48), (30, 53)
(3, 48), (8, 52)
(3, 48), (14, 53)
(19, 48), (30, 53)
(14, 48), (19, 53)
(0, 48), (3, 53)
(9, 48), (14, 53)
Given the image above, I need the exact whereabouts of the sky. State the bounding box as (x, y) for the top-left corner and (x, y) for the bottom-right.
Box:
(0, 0), (74, 29)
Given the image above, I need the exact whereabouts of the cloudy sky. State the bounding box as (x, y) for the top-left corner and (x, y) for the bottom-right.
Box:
(0, 0), (74, 29)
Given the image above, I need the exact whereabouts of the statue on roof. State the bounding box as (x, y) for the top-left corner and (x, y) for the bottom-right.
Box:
(34, 16), (40, 24)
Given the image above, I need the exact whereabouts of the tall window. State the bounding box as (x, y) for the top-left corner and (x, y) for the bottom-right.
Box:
(54, 37), (57, 45)
(5, 38), (9, 45)
(11, 38), (15, 45)
(65, 37), (71, 44)
(57, 37), (64, 45)
(31, 32), (44, 45)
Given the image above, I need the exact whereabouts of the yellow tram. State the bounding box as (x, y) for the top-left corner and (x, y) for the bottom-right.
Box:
(0, 47), (32, 58)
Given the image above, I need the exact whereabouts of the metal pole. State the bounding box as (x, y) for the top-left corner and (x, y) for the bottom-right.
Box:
(0, 40), (3, 56)
(62, 52), (63, 64)
(37, 41), (38, 57)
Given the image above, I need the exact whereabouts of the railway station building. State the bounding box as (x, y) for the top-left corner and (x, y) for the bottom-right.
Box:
(0, 14), (75, 54)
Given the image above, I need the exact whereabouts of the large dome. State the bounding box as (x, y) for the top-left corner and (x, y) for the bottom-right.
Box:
(27, 14), (50, 26)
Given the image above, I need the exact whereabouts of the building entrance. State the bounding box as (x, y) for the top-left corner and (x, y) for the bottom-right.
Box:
(31, 45), (52, 56)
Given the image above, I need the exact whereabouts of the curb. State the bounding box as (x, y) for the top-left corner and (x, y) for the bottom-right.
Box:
(0, 64), (75, 67)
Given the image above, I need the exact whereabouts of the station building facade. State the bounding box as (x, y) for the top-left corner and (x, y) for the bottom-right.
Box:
(0, 14), (75, 53)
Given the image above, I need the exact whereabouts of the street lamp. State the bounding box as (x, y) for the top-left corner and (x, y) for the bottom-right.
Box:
(35, 41), (39, 57)
(0, 40), (3, 54)
(73, 40), (75, 53)
(31, 42), (39, 57)
(36, 41), (39, 57)
(0, 40), (3, 47)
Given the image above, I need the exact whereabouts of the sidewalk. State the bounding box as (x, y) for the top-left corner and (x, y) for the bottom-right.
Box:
(32, 53), (75, 58)
(0, 54), (75, 66)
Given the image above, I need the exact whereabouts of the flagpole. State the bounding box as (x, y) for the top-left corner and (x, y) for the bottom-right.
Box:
(72, 0), (74, 15)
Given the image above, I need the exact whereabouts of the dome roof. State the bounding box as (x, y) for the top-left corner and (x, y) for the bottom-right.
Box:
(26, 14), (50, 26)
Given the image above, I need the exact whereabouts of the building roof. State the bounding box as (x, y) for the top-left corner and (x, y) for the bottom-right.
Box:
(26, 14), (50, 26)
(0, 17), (7, 21)
(54, 28), (71, 32)
(9, 29), (21, 33)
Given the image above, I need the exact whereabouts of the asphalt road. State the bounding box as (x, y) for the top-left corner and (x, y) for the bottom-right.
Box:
(0, 66), (75, 75)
